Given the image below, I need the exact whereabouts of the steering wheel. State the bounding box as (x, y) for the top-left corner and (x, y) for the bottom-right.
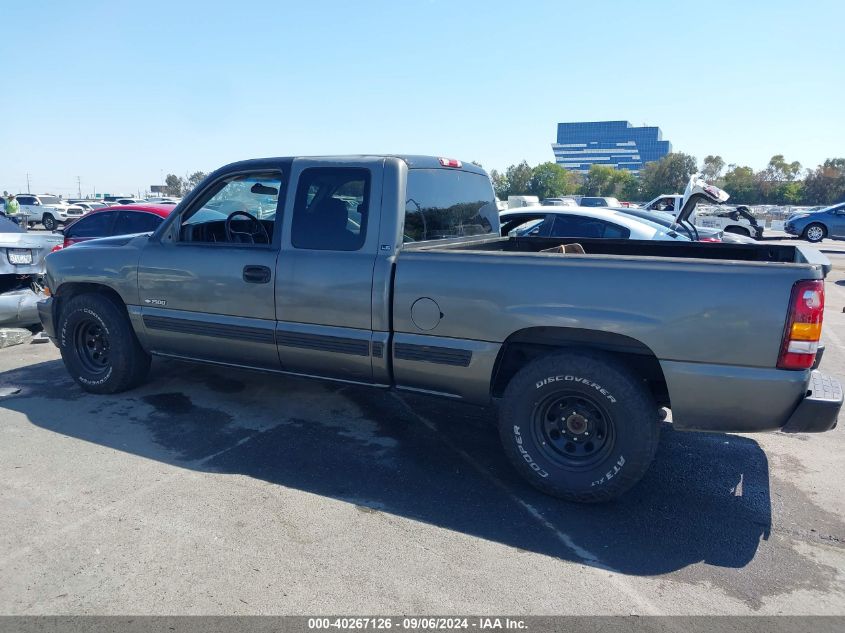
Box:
(224, 210), (270, 244)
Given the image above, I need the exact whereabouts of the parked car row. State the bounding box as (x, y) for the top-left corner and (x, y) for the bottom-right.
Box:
(0, 194), (181, 232)
(501, 177), (756, 245)
(51, 204), (174, 251)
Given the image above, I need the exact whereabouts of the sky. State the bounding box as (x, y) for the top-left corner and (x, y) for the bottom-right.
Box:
(1, 0), (843, 196)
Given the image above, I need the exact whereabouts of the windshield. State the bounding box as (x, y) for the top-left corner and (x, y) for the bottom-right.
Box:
(512, 219), (544, 236)
(38, 195), (61, 205)
(818, 202), (845, 213)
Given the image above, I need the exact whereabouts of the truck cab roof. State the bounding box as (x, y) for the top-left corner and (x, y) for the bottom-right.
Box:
(216, 155), (487, 176)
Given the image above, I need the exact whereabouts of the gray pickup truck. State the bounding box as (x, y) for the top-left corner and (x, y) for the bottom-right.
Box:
(38, 155), (842, 502)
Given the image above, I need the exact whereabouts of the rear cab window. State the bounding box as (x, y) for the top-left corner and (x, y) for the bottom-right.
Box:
(403, 168), (498, 242)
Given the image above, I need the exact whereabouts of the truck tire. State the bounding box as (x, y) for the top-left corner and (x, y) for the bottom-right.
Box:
(58, 293), (151, 394)
(803, 223), (826, 243)
(42, 213), (56, 231)
(498, 351), (659, 503)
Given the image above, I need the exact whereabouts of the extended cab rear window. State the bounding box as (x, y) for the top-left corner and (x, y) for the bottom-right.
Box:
(403, 169), (498, 242)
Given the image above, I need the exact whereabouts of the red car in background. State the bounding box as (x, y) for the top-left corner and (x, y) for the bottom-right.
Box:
(51, 204), (174, 251)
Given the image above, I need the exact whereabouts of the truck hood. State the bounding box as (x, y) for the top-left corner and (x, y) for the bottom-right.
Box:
(675, 175), (730, 226)
(72, 233), (151, 248)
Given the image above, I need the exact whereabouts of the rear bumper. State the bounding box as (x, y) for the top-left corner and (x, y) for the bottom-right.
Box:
(37, 297), (58, 344)
(661, 360), (841, 433)
(781, 370), (842, 433)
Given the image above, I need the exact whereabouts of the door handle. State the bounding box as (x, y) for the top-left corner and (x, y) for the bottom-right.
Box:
(242, 265), (271, 284)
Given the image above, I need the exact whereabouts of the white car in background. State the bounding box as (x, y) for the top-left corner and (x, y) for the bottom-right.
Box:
(68, 201), (109, 213)
(14, 194), (85, 230)
(500, 206), (691, 241)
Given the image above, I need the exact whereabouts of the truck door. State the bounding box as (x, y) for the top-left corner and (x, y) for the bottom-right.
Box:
(275, 160), (382, 383)
(137, 168), (286, 369)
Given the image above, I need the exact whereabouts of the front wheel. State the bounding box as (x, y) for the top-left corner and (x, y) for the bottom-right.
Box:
(498, 351), (660, 502)
(41, 213), (56, 231)
(803, 223), (826, 243)
(57, 293), (151, 393)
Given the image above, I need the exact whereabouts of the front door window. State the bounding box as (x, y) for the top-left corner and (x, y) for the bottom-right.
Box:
(180, 173), (282, 245)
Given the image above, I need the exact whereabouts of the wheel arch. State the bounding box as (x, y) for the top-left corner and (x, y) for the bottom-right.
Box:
(491, 326), (669, 406)
(805, 221), (828, 237)
(52, 282), (128, 324)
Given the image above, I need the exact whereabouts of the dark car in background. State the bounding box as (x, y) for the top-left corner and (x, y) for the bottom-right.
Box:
(53, 204), (174, 251)
(785, 202), (845, 243)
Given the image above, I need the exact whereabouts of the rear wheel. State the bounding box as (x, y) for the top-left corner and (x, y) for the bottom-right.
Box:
(803, 223), (826, 243)
(41, 213), (56, 231)
(498, 351), (660, 502)
(57, 293), (150, 394)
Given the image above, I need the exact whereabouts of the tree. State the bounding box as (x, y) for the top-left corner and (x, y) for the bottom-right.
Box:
(722, 165), (756, 203)
(755, 155), (803, 203)
(504, 161), (533, 196)
(581, 165), (616, 196)
(164, 174), (184, 197)
(637, 152), (698, 200)
(619, 172), (641, 200)
(803, 158), (845, 205)
(528, 162), (578, 200)
(186, 171), (208, 193)
(489, 169), (510, 199)
(701, 155), (725, 181)
(777, 181), (805, 205)
(763, 154), (802, 182)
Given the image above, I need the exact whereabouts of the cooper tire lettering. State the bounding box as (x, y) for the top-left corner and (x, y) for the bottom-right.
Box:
(511, 425), (549, 478)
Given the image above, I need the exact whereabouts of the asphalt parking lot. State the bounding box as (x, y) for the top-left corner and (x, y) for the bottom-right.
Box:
(1, 236), (844, 615)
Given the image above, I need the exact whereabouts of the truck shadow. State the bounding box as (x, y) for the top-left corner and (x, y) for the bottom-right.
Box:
(1, 356), (771, 576)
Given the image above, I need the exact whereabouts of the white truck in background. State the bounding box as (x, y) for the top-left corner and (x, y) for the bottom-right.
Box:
(14, 194), (85, 231)
(507, 195), (540, 209)
(642, 191), (763, 240)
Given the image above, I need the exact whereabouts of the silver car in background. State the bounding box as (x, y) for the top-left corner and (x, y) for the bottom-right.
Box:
(500, 206), (691, 241)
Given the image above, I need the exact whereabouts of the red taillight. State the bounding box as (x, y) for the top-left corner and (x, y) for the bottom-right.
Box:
(438, 157), (462, 168)
(50, 244), (62, 253)
(778, 279), (824, 370)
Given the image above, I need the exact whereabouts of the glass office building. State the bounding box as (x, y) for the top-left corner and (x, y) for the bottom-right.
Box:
(552, 121), (671, 174)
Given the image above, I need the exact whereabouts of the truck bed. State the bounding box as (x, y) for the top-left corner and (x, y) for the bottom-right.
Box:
(420, 235), (830, 272)
(392, 235), (829, 430)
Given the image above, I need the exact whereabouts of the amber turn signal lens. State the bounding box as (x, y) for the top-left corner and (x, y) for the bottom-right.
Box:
(790, 322), (822, 341)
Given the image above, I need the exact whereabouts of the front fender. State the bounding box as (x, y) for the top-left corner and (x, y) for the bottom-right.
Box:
(46, 234), (149, 307)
